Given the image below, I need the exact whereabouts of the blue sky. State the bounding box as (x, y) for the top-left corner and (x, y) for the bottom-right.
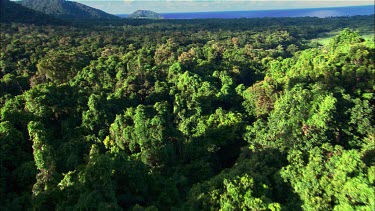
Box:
(74, 1), (373, 14)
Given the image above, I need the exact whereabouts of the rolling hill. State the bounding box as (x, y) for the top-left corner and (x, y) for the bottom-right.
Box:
(128, 10), (164, 19)
(0, 0), (61, 24)
(20, 0), (119, 19)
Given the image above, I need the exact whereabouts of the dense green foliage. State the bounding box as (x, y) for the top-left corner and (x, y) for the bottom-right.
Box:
(128, 10), (164, 20)
(0, 14), (374, 210)
(19, 0), (119, 19)
(0, 0), (62, 24)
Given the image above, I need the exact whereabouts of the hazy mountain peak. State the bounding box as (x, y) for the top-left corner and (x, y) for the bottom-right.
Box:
(128, 10), (164, 19)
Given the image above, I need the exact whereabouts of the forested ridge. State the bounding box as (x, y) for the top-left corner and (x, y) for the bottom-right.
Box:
(0, 0), (62, 24)
(0, 15), (374, 210)
(19, 0), (119, 19)
(2, 0), (118, 20)
(128, 10), (163, 19)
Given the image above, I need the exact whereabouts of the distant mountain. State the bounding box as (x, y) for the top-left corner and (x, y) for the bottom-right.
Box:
(19, 0), (119, 19)
(0, 0), (61, 24)
(128, 10), (163, 19)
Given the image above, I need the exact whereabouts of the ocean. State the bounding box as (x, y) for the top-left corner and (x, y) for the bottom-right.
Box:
(116, 5), (374, 19)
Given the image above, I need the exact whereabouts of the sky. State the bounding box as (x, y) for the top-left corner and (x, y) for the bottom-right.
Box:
(71, 1), (374, 14)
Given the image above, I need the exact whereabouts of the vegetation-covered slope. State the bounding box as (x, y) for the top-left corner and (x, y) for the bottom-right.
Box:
(0, 15), (374, 210)
(19, 0), (119, 19)
(0, 0), (61, 24)
(128, 10), (164, 19)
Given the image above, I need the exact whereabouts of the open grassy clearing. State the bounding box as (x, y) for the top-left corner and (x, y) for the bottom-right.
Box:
(310, 30), (374, 46)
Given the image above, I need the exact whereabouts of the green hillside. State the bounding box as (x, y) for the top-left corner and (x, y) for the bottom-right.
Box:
(128, 10), (164, 19)
(0, 0), (61, 24)
(20, 0), (119, 19)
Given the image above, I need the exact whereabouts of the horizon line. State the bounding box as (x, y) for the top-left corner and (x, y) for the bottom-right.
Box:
(114, 4), (374, 15)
